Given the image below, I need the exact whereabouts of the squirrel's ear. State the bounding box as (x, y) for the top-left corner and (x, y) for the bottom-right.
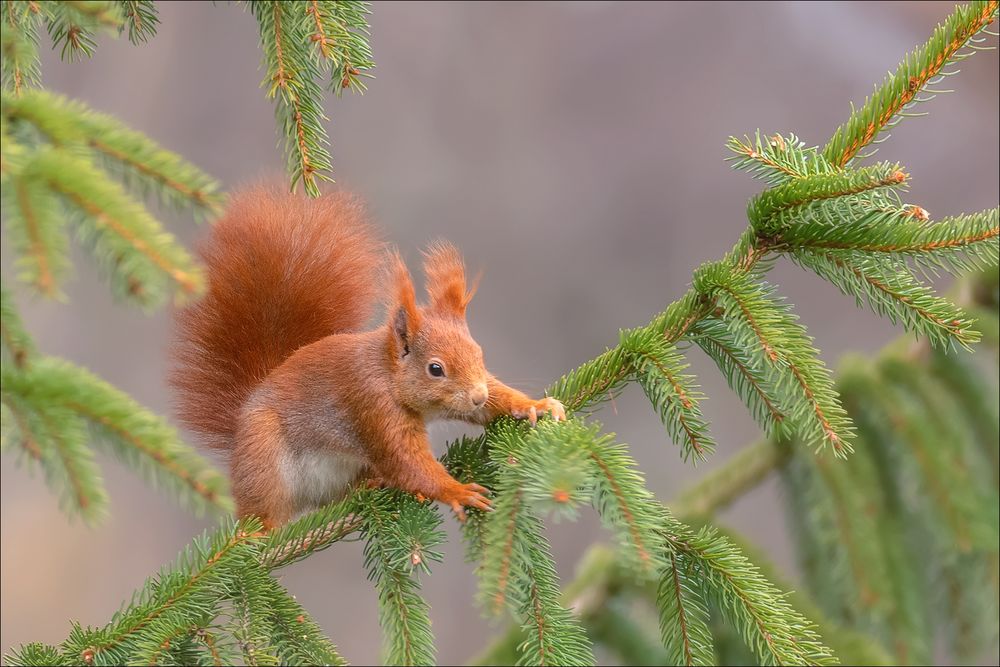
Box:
(423, 241), (479, 318)
(387, 252), (421, 358)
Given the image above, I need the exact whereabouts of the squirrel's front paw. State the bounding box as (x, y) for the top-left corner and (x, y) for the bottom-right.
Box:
(512, 397), (566, 426)
(437, 482), (492, 522)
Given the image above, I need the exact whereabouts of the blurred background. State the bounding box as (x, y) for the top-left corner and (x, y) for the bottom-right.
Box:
(1, 1), (997, 664)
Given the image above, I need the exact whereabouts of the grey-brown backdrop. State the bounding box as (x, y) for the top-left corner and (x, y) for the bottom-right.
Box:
(2, 2), (997, 664)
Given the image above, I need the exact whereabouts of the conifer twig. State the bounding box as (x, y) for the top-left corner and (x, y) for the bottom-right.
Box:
(823, 0), (999, 167)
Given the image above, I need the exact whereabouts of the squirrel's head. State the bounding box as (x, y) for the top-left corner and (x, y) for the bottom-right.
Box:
(386, 243), (489, 416)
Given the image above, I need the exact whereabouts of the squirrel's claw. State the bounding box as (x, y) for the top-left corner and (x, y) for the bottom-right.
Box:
(440, 481), (493, 522)
(466, 482), (492, 496)
(547, 399), (567, 422)
(515, 397), (566, 426)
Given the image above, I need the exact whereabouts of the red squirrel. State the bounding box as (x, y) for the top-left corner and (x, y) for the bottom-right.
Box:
(171, 186), (565, 529)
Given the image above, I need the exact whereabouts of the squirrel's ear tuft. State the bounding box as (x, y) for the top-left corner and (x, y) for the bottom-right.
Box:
(423, 241), (479, 318)
(387, 251), (421, 358)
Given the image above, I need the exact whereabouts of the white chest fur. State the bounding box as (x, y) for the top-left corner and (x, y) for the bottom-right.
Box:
(279, 448), (367, 515)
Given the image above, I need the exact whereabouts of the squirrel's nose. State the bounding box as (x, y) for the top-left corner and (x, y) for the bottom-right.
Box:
(471, 385), (489, 408)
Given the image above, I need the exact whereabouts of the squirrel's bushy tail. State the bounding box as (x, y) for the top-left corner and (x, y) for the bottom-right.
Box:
(170, 185), (383, 451)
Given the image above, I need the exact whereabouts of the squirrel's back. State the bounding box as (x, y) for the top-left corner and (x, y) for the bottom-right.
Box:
(170, 185), (383, 451)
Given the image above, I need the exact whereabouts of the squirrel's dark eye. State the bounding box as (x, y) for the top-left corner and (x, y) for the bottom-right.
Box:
(428, 362), (445, 377)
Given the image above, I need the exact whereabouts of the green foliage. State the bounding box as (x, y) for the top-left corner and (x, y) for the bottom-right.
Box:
(1, 1), (44, 95)
(477, 420), (596, 666)
(1, 2), (233, 524)
(700, 267), (853, 454)
(247, 0), (373, 195)
(3, 2), (999, 666)
(1, 518), (357, 667)
(663, 518), (837, 666)
(354, 489), (443, 666)
(776, 282), (1000, 664)
(657, 551), (714, 666)
(823, 0), (999, 167)
(623, 330), (715, 462)
(3, 90), (221, 305)
(43, 1), (123, 62)
(747, 161), (906, 235)
(690, 317), (792, 439)
(0, 0), (370, 191)
(117, 0), (158, 44)
(726, 131), (833, 185)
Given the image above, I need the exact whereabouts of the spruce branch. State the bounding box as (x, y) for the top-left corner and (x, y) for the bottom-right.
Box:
(1, 287), (233, 520)
(249, 0), (335, 196)
(694, 267), (851, 454)
(689, 519), (896, 667)
(747, 162), (907, 235)
(116, 0), (157, 44)
(870, 362), (990, 552)
(34, 147), (205, 304)
(1, 368), (109, 522)
(781, 442), (892, 629)
(1, 0), (43, 95)
(304, 0), (374, 92)
(1, 171), (70, 297)
(260, 502), (362, 570)
(623, 330), (715, 462)
(43, 0), (123, 62)
(231, 566), (347, 666)
(928, 348), (999, 480)
(476, 265), (996, 666)
(56, 519), (266, 667)
(726, 131), (833, 186)
(4, 90), (223, 214)
(882, 357), (998, 548)
(578, 426), (669, 578)
(790, 249), (980, 350)
(658, 551), (714, 666)
(0, 285), (36, 368)
(661, 517), (837, 666)
(823, 0), (999, 167)
(36, 358), (232, 515)
(690, 318), (791, 438)
(780, 208), (999, 275)
(478, 420), (596, 666)
(355, 488), (443, 666)
(1, 355), (234, 518)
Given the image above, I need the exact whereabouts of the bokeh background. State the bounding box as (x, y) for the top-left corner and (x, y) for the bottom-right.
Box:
(2, 1), (997, 664)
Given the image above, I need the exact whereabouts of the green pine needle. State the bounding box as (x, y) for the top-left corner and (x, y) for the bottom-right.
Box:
(43, 0), (124, 62)
(249, 0), (336, 196)
(116, 0), (157, 44)
(690, 317), (792, 438)
(1, 1), (44, 95)
(355, 488), (443, 666)
(623, 330), (715, 462)
(0, 172), (71, 297)
(478, 420), (596, 666)
(662, 517), (837, 666)
(658, 551), (714, 666)
(791, 249), (981, 350)
(726, 131), (833, 186)
(823, 0), (999, 167)
(305, 0), (375, 93)
(693, 266), (853, 455)
(0, 286), (37, 368)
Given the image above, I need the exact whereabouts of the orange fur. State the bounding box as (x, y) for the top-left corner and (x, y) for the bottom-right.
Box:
(422, 241), (478, 317)
(170, 187), (565, 527)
